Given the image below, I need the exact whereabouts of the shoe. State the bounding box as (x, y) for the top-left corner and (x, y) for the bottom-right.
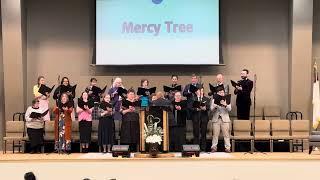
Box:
(211, 147), (217, 153)
(225, 148), (231, 153)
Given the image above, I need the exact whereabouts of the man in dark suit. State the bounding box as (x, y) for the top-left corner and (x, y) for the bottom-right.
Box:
(191, 87), (210, 151)
(183, 74), (202, 120)
(234, 69), (253, 120)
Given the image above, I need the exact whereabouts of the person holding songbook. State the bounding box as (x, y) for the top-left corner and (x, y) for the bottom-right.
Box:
(208, 74), (229, 96)
(170, 91), (187, 152)
(120, 88), (140, 152)
(232, 69), (253, 120)
(210, 86), (232, 153)
(85, 78), (107, 121)
(98, 94), (114, 153)
(108, 77), (126, 121)
(183, 74), (202, 119)
(53, 77), (77, 107)
(164, 75), (182, 101)
(33, 76), (52, 121)
(191, 86), (210, 151)
(25, 99), (47, 153)
(137, 79), (156, 109)
(53, 93), (73, 153)
(77, 92), (94, 153)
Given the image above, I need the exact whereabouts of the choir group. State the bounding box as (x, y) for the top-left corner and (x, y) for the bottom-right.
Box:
(25, 69), (253, 154)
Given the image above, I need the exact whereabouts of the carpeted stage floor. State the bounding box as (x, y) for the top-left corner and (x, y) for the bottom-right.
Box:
(1, 152), (320, 180)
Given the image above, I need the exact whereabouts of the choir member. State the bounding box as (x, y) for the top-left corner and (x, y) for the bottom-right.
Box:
(164, 75), (182, 101)
(85, 78), (105, 121)
(120, 88), (140, 152)
(108, 77), (124, 121)
(53, 77), (76, 105)
(98, 94), (115, 153)
(170, 91), (187, 152)
(191, 86), (210, 151)
(210, 86), (232, 153)
(77, 92), (94, 153)
(183, 74), (202, 119)
(139, 79), (151, 108)
(234, 69), (253, 120)
(53, 93), (73, 153)
(33, 76), (50, 121)
(208, 74), (230, 96)
(25, 99), (45, 153)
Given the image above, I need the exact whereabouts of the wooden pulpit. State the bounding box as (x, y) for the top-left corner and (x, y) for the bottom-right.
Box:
(139, 109), (169, 152)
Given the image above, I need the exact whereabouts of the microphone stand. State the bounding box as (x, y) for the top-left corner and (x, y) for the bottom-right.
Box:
(244, 74), (266, 155)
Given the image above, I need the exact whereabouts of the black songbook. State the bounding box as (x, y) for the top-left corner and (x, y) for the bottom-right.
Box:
(38, 84), (55, 96)
(117, 87), (128, 97)
(214, 94), (231, 106)
(122, 99), (140, 109)
(137, 87), (156, 96)
(100, 101), (113, 110)
(77, 98), (94, 110)
(209, 83), (224, 94)
(29, 109), (49, 119)
(60, 84), (77, 95)
(163, 85), (182, 93)
(230, 80), (239, 88)
(192, 100), (206, 108)
(91, 85), (107, 96)
(172, 100), (187, 110)
(189, 85), (199, 93)
(58, 101), (73, 109)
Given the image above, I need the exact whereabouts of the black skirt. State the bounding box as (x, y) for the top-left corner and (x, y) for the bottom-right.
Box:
(79, 121), (92, 144)
(120, 112), (140, 144)
(98, 115), (115, 146)
(27, 128), (44, 148)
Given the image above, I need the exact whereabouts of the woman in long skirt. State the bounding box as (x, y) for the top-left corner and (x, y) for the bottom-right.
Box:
(98, 94), (115, 153)
(120, 88), (140, 152)
(54, 93), (73, 153)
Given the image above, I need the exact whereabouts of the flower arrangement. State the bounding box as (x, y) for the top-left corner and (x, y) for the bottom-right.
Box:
(144, 115), (163, 145)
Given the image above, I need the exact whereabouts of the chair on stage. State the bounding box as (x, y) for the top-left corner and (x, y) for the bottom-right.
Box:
(43, 120), (55, 152)
(270, 120), (293, 152)
(291, 120), (310, 152)
(231, 120), (253, 152)
(263, 106), (281, 120)
(254, 120), (272, 152)
(114, 120), (122, 145)
(309, 131), (320, 154)
(2, 121), (27, 154)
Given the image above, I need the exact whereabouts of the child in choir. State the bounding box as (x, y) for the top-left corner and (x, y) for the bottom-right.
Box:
(120, 88), (140, 152)
(33, 76), (50, 121)
(98, 94), (115, 153)
(25, 99), (45, 153)
(77, 92), (94, 153)
(54, 93), (73, 153)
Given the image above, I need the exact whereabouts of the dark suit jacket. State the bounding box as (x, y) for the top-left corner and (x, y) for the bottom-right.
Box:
(234, 79), (253, 106)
